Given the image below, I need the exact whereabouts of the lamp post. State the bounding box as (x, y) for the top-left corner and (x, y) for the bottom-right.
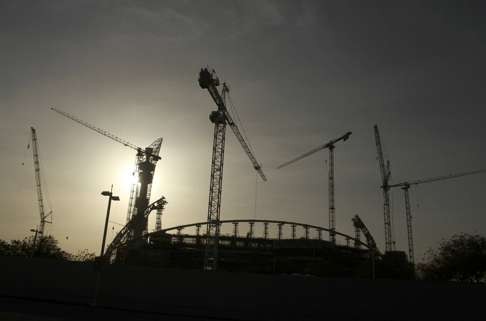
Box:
(100, 185), (120, 257)
(92, 185), (119, 307)
(30, 228), (42, 257)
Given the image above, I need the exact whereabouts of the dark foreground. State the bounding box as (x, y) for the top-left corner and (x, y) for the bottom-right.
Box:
(1, 256), (484, 321)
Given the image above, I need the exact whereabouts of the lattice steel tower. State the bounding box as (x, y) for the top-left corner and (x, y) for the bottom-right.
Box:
(199, 68), (267, 271)
(30, 127), (52, 235)
(374, 124), (393, 252)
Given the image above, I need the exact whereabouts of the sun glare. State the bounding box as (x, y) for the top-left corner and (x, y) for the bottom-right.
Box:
(120, 165), (138, 191)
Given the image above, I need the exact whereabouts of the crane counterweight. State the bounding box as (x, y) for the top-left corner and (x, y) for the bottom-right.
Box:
(209, 110), (226, 124)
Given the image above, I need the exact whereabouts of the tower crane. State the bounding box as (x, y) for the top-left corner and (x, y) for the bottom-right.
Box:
(50, 107), (163, 239)
(388, 169), (486, 265)
(198, 68), (267, 271)
(277, 131), (352, 243)
(374, 125), (394, 252)
(29, 126), (52, 236)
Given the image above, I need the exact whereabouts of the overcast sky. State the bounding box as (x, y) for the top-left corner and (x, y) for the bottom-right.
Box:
(1, 1), (485, 261)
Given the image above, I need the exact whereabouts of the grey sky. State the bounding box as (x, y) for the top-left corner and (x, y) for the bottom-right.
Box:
(1, 1), (485, 261)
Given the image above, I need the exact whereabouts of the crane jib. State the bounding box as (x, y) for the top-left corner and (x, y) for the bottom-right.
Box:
(202, 72), (267, 182)
(389, 169), (486, 189)
(277, 132), (352, 170)
(50, 107), (162, 160)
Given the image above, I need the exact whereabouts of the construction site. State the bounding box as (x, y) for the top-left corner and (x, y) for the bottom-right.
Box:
(3, 2), (486, 320)
(17, 67), (485, 282)
(2, 67), (484, 321)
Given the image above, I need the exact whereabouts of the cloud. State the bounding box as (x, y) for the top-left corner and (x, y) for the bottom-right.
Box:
(107, 3), (209, 42)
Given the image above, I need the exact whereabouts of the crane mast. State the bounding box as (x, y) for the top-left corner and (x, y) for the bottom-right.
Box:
(130, 138), (163, 238)
(328, 146), (335, 243)
(374, 125), (393, 252)
(51, 108), (163, 239)
(277, 132), (351, 243)
(402, 186), (413, 264)
(125, 159), (138, 224)
(199, 68), (267, 271)
(389, 168), (486, 265)
(126, 183), (136, 223)
(30, 127), (51, 235)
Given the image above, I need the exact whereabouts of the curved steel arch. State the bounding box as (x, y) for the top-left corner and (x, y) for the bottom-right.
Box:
(104, 196), (167, 260)
(148, 219), (372, 250)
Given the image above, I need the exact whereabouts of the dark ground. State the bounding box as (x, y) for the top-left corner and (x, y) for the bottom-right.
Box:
(0, 256), (485, 321)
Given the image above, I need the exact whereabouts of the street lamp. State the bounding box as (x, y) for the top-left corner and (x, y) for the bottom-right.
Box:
(100, 185), (120, 257)
(92, 185), (120, 307)
(30, 228), (42, 257)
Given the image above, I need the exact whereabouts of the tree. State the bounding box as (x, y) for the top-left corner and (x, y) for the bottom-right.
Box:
(0, 236), (99, 261)
(0, 239), (11, 255)
(0, 236), (68, 259)
(34, 235), (68, 259)
(68, 249), (96, 262)
(7, 238), (32, 257)
(418, 233), (486, 283)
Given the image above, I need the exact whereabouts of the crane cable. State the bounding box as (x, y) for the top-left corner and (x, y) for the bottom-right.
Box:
(226, 89), (257, 156)
(254, 172), (258, 219)
(225, 85), (261, 220)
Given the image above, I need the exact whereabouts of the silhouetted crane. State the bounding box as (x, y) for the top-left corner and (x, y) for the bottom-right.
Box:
(29, 127), (52, 236)
(50, 108), (163, 239)
(389, 169), (486, 265)
(374, 125), (394, 252)
(199, 68), (267, 271)
(277, 131), (352, 243)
